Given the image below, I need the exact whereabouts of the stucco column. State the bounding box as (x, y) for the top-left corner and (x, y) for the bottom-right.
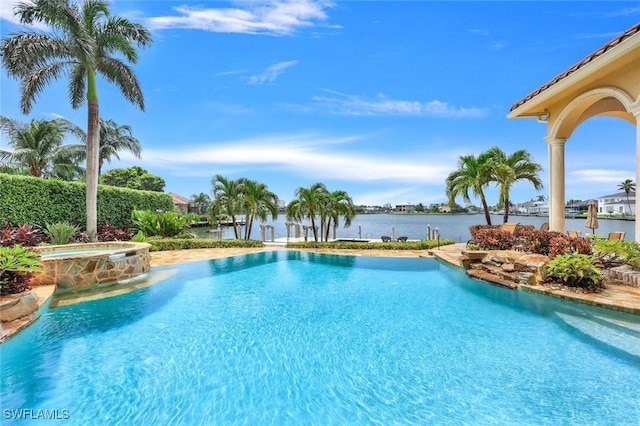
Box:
(632, 103), (640, 242)
(547, 140), (553, 229)
(546, 137), (566, 233)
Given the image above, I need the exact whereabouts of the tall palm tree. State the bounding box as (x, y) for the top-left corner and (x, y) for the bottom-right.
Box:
(617, 179), (636, 216)
(190, 192), (211, 215)
(323, 189), (356, 241)
(211, 175), (244, 239)
(81, 119), (141, 175)
(486, 147), (543, 223)
(0, 116), (84, 178)
(286, 183), (328, 242)
(446, 151), (495, 225)
(240, 178), (279, 240)
(1, 0), (152, 240)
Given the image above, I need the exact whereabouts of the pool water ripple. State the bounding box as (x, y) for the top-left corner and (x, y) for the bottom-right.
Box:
(1, 251), (639, 425)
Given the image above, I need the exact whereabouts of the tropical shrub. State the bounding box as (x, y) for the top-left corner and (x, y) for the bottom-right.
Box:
(472, 228), (516, 250)
(468, 224), (494, 240)
(0, 174), (173, 229)
(132, 210), (197, 238)
(0, 223), (46, 247)
(44, 222), (80, 245)
(148, 238), (263, 251)
(287, 239), (455, 250)
(592, 239), (640, 268)
(0, 246), (42, 295)
(520, 230), (563, 256)
(548, 235), (593, 258)
(96, 222), (135, 242)
(545, 253), (605, 292)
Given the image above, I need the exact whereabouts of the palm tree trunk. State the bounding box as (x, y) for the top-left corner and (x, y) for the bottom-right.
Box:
(503, 195), (510, 223)
(230, 213), (239, 239)
(245, 213), (254, 240)
(324, 218), (333, 241)
(86, 98), (100, 241)
(481, 197), (492, 226)
(310, 216), (318, 242)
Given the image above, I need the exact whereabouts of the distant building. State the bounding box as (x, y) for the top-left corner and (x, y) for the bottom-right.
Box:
(598, 192), (636, 216)
(395, 203), (415, 214)
(438, 203), (451, 213)
(516, 201), (548, 216)
(169, 192), (190, 214)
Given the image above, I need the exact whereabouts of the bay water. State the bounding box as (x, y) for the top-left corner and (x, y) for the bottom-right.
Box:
(195, 214), (636, 243)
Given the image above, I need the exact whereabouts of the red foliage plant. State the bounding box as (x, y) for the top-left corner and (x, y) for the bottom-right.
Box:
(473, 228), (517, 250)
(548, 235), (593, 258)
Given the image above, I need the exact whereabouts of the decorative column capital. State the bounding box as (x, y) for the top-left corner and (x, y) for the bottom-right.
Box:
(544, 136), (567, 145)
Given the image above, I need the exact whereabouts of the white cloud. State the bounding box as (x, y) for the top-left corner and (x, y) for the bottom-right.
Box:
(247, 60), (299, 85)
(145, 0), (333, 35)
(568, 169), (635, 184)
(215, 69), (248, 77)
(0, 0), (20, 25)
(467, 28), (491, 37)
(1, 0), (51, 31)
(137, 132), (453, 185)
(313, 90), (488, 117)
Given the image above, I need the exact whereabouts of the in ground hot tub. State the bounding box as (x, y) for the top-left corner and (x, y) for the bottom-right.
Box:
(32, 242), (151, 290)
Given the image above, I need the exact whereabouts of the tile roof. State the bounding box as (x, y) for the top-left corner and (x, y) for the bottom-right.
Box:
(510, 22), (640, 112)
(169, 192), (190, 204)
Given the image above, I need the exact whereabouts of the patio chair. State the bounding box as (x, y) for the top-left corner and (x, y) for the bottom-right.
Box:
(397, 236), (408, 242)
(567, 230), (581, 238)
(608, 232), (625, 241)
(381, 236), (392, 242)
(540, 222), (549, 232)
(501, 222), (519, 235)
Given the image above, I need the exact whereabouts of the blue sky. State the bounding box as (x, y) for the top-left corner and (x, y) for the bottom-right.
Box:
(1, 1), (638, 207)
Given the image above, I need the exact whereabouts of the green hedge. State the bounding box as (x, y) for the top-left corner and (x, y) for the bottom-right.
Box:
(286, 239), (456, 250)
(0, 174), (173, 229)
(149, 238), (264, 251)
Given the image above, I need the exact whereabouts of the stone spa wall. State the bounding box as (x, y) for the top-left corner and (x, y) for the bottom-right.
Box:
(32, 242), (151, 289)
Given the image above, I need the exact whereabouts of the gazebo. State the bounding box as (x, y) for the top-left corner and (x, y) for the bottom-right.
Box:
(508, 23), (640, 241)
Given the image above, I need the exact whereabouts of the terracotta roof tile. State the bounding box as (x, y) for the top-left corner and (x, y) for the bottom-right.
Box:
(169, 192), (190, 204)
(510, 22), (640, 112)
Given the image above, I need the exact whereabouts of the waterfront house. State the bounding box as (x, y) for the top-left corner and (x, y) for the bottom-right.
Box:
(598, 191), (636, 216)
(395, 203), (415, 213)
(169, 192), (190, 214)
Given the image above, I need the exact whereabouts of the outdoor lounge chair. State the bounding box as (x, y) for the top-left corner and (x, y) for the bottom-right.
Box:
(608, 232), (625, 241)
(381, 236), (392, 242)
(501, 222), (519, 235)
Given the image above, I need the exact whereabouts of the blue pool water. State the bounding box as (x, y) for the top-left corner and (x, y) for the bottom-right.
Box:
(2, 251), (639, 425)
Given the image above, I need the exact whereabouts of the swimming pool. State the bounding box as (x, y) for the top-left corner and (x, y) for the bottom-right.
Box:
(2, 251), (639, 424)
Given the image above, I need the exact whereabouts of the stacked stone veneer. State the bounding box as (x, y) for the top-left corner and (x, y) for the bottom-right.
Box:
(604, 265), (640, 287)
(32, 242), (151, 290)
(460, 249), (549, 289)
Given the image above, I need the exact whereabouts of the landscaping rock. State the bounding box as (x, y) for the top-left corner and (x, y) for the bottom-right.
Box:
(0, 292), (39, 322)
